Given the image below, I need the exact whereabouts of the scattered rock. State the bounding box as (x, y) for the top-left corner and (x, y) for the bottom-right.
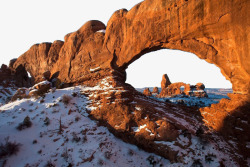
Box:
(11, 88), (29, 101)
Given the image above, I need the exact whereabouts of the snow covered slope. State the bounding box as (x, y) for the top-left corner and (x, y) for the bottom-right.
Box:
(0, 78), (240, 167)
(0, 86), (171, 167)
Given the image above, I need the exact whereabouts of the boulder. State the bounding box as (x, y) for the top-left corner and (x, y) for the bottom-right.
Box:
(11, 88), (29, 101)
(43, 71), (51, 81)
(32, 81), (51, 96)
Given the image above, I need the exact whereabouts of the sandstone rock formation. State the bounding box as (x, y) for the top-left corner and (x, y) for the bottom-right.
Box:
(0, 62), (31, 88)
(143, 88), (152, 96)
(152, 87), (159, 94)
(160, 82), (189, 97)
(1, 0), (249, 165)
(11, 81), (52, 101)
(159, 81), (208, 98)
(196, 83), (205, 90)
(11, 88), (29, 101)
(161, 74), (171, 90)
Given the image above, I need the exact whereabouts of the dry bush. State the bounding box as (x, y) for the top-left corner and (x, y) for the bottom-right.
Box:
(45, 160), (56, 167)
(32, 140), (37, 144)
(104, 151), (112, 160)
(72, 132), (81, 143)
(191, 159), (202, 167)
(128, 149), (134, 156)
(62, 94), (72, 105)
(16, 116), (32, 130)
(44, 117), (50, 126)
(0, 137), (21, 159)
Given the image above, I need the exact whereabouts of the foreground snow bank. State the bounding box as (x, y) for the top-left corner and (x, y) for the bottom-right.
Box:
(0, 86), (170, 167)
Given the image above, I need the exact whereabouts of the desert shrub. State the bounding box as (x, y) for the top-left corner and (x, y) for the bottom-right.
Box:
(45, 160), (55, 167)
(0, 137), (21, 159)
(61, 148), (73, 166)
(72, 132), (81, 143)
(98, 159), (104, 166)
(147, 155), (157, 166)
(62, 94), (72, 105)
(44, 117), (50, 126)
(52, 109), (59, 113)
(67, 163), (73, 167)
(82, 135), (87, 143)
(195, 127), (204, 137)
(61, 148), (69, 161)
(71, 92), (78, 97)
(205, 153), (216, 163)
(40, 98), (45, 103)
(191, 159), (203, 167)
(128, 149), (134, 156)
(75, 116), (80, 122)
(32, 140), (37, 144)
(16, 116), (32, 130)
(104, 151), (112, 159)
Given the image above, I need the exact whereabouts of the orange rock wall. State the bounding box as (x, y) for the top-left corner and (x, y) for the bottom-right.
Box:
(106, 0), (250, 95)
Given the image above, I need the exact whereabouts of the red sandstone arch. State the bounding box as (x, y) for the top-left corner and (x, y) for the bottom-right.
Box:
(106, 0), (249, 95)
(11, 0), (249, 123)
(13, 0), (249, 95)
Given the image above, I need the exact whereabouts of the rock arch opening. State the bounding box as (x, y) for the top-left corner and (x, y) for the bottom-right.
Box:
(126, 49), (232, 107)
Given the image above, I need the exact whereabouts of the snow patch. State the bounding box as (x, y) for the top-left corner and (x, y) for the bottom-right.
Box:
(90, 67), (101, 72)
(132, 124), (147, 132)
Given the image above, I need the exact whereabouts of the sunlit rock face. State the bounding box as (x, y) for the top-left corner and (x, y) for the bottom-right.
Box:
(161, 74), (171, 90)
(1, 0), (249, 166)
(12, 0), (249, 95)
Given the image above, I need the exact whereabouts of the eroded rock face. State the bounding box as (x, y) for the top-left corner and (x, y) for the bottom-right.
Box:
(0, 62), (31, 88)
